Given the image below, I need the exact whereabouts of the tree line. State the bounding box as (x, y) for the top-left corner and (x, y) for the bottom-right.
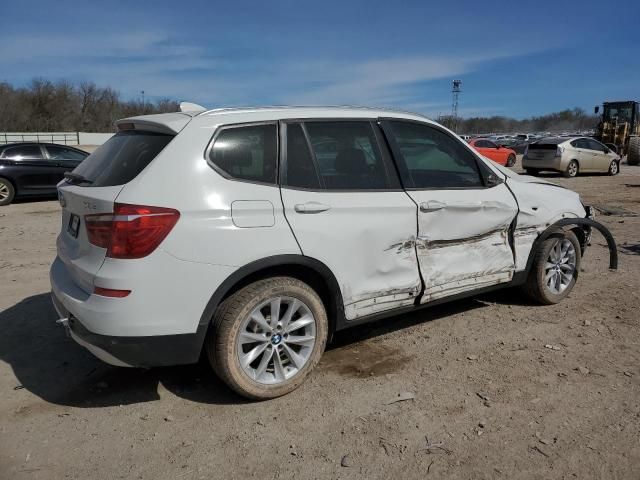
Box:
(0, 79), (599, 134)
(440, 107), (598, 135)
(0, 79), (179, 132)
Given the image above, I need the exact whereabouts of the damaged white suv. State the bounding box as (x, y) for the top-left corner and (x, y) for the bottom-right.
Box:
(50, 106), (616, 399)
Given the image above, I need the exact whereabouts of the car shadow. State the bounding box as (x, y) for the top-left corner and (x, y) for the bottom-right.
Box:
(1, 289), (525, 407)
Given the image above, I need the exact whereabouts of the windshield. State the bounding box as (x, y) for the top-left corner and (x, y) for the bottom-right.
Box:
(603, 104), (634, 123)
(72, 130), (173, 187)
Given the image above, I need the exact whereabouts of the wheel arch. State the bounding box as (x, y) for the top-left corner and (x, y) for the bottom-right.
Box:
(522, 218), (618, 278)
(195, 254), (345, 352)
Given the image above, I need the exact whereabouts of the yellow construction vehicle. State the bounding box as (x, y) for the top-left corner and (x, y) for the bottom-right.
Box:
(595, 101), (640, 165)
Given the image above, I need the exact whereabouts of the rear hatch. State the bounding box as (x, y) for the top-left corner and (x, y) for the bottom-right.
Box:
(56, 130), (175, 293)
(526, 139), (562, 161)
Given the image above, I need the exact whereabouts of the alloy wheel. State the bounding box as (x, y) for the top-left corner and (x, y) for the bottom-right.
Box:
(544, 238), (576, 294)
(236, 296), (316, 385)
(0, 183), (9, 201)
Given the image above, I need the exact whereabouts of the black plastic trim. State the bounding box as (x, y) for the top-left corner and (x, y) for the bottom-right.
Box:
(67, 317), (204, 367)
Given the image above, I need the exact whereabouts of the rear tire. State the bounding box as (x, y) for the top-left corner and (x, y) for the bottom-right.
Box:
(608, 160), (619, 175)
(564, 160), (579, 178)
(506, 154), (516, 167)
(207, 277), (328, 400)
(522, 230), (581, 305)
(628, 137), (640, 166)
(0, 178), (15, 206)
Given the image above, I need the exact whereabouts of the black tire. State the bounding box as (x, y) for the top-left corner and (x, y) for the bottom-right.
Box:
(522, 230), (581, 305)
(0, 178), (16, 206)
(608, 160), (620, 176)
(563, 160), (579, 178)
(207, 277), (328, 400)
(628, 137), (640, 166)
(506, 154), (516, 167)
(525, 168), (540, 176)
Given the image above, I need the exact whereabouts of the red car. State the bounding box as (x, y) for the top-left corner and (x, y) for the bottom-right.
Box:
(468, 138), (517, 167)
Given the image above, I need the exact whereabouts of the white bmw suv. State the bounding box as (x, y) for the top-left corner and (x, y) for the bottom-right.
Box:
(50, 106), (615, 399)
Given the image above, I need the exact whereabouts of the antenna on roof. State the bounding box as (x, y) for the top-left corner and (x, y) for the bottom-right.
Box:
(179, 102), (207, 113)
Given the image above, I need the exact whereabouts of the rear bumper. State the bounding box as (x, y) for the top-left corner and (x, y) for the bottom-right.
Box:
(522, 156), (565, 171)
(50, 289), (206, 367)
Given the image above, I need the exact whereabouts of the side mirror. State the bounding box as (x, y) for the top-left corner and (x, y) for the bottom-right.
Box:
(486, 173), (503, 187)
(604, 148), (610, 154)
(594, 106), (600, 115)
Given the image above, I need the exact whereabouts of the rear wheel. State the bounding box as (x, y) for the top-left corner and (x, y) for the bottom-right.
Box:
(506, 154), (516, 167)
(0, 178), (15, 206)
(608, 160), (619, 175)
(564, 160), (579, 178)
(522, 230), (581, 305)
(207, 277), (328, 400)
(628, 137), (640, 166)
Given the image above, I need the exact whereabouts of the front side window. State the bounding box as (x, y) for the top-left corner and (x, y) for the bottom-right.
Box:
(2, 145), (42, 159)
(304, 121), (391, 190)
(46, 145), (87, 161)
(387, 121), (484, 189)
(209, 124), (278, 184)
(586, 139), (606, 152)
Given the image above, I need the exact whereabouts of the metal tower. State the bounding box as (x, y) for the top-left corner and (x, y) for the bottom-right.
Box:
(451, 79), (462, 132)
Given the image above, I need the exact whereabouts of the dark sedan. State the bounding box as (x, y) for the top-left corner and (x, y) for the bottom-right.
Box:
(0, 143), (88, 205)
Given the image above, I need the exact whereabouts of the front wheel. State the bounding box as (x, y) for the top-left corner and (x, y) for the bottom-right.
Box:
(506, 154), (516, 167)
(608, 160), (619, 175)
(522, 230), (581, 305)
(207, 277), (328, 400)
(564, 160), (579, 178)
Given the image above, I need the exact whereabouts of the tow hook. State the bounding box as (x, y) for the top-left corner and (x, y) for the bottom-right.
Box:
(56, 317), (71, 337)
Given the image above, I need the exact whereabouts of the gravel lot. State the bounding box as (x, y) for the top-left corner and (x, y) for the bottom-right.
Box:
(1, 158), (639, 479)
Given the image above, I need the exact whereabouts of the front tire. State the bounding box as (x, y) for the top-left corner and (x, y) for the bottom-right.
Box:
(608, 160), (619, 175)
(627, 137), (640, 166)
(506, 154), (516, 167)
(522, 230), (581, 305)
(0, 178), (15, 206)
(564, 160), (579, 178)
(207, 277), (328, 400)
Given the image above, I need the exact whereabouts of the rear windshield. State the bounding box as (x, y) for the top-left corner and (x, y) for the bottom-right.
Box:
(528, 138), (563, 149)
(71, 130), (173, 187)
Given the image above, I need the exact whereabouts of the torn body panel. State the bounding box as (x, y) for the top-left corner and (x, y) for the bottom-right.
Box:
(505, 177), (586, 271)
(403, 183), (519, 304)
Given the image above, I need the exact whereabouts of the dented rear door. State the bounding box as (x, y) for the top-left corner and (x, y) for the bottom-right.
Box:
(381, 119), (518, 302)
(280, 120), (421, 321)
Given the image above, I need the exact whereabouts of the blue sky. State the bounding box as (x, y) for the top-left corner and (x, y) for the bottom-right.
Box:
(1, 0), (638, 118)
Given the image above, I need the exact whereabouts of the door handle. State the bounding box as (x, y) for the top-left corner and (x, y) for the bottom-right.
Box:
(419, 201), (446, 213)
(294, 202), (331, 214)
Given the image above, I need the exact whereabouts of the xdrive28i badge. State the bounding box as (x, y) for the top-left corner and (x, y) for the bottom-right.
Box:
(58, 190), (66, 208)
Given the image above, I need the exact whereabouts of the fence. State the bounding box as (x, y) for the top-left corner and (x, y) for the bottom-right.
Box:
(0, 132), (114, 146)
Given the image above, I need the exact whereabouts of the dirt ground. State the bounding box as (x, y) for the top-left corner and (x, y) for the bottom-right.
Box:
(1, 158), (639, 479)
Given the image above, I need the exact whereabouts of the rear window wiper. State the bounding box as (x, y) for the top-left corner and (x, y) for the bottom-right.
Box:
(64, 172), (93, 185)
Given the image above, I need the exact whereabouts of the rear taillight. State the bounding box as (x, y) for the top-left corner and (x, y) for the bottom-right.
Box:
(85, 203), (180, 259)
(93, 286), (131, 298)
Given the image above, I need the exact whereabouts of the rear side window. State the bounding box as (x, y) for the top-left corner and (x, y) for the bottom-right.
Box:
(387, 121), (483, 189)
(209, 124), (278, 184)
(285, 123), (321, 189)
(72, 131), (173, 187)
(2, 145), (42, 159)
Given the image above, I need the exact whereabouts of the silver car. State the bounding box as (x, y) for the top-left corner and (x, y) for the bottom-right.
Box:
(523, 136), (620, 177)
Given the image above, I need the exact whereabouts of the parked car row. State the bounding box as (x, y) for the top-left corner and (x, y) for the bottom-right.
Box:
(0, 143), (89, 205)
